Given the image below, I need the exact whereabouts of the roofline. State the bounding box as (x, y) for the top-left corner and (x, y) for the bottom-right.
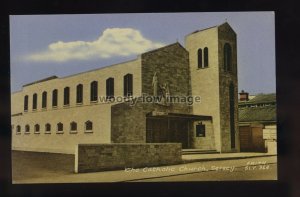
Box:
(142, 42), (187, 55)
(18, 56), (141, 90)
(23, 76), (58, 87)
(60, 57), (140, 80)
(185, 25), (218, 37)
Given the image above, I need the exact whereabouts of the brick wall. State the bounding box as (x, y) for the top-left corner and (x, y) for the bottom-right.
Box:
(75, 143), (182, 173)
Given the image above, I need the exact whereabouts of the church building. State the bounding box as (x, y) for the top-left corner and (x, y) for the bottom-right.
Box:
(11, 22), (239, 154)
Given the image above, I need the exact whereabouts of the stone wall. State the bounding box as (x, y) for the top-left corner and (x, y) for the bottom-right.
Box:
(111, 43), (192, 143)
(141, 43), (191, 97)
(218, 23), (239, 152)
(75, 143), (182, 173)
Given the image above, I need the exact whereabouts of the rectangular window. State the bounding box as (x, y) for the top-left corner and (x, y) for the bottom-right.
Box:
(52, 89), (58, 107)
(32, 94), (37, 110)
(42, 92), (47, 108)
(124, 74), (133, 97)
(106, 78), (114, 99)
(76, 84), (83, 104)
(90, 81), (98, 102)
(24, 95), (28, 111)
(196, 124), (205, 137)
(64, 87), (70, 105)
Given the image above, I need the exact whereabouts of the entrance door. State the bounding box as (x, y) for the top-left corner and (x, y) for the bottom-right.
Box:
(169, 120), (188, 148)
(146, 118), (189, 148)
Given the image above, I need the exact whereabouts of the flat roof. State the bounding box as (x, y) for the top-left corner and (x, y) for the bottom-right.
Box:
(147, 112), (212, 120)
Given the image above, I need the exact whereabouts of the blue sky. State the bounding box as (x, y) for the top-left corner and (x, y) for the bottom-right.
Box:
(10, 12), (275, 94)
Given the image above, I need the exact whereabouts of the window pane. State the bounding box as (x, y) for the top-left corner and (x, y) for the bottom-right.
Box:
(204, 47), (209, 68)
(57, 123), (63, 131)
(198, 48), (202, 68)
(124, 74), (133, 97)
(32, 94), (37, 110)
(70, 122), (77, 131)
(64, 87), (70, 105)
(85, 121), (93, 130)
(52, 89), (58, 107)
(76, 84), (83, 103)
(106, 78), (114, 99)
(42, 92), (47, 108)
(90, 81), (98, 102)
(45, 124), (51, 131)
(35, 124), (40, 132)
(24, 95), (28, 111)
(224, 43), (232, 71)
(25, 125), (30, 132)
(17, 125), (21, 133)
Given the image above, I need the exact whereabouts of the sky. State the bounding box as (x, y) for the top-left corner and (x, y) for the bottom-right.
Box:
(10, 12), (275, 94)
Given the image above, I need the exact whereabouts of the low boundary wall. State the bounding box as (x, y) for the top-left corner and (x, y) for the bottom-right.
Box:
(75, 143), (182, 173)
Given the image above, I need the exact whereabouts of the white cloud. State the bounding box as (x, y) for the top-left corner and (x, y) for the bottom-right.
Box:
(25, 28), (165, 62)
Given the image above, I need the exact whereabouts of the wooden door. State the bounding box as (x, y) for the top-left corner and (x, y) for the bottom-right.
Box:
(251, 126), (264, 152)
(239, 126), (252, 151)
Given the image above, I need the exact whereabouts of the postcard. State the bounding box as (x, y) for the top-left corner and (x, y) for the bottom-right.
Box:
(10, 12), (277, 183)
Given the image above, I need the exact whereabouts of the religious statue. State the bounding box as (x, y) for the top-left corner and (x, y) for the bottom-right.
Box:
(160, 82), (170, 105)
(152, 72), (158, 96)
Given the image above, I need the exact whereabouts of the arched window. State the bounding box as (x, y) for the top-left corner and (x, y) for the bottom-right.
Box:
(24, 95), (28, 111)
(32, 93), (37, 110)
(85, 121), (93, 131)
(124, 74), (133, 97)
(25, 125), (30, 133)
(34, 124), (40, 133)
(64, 87), (70, 106)
(197, 48), (203, 68)
(224, 43), (232, 71)
(45, 123), (51, 133)
(204, 47), (209, 68)
(90, 81), (98, 102)
(70, 121), (77, 131)
(76, 84), (83, 104)
(42, 91), (47, 108)
(106, 77), (114, 99)
(57, 122), (63, 132)
(52, 89), (58, 107)
(16, 125), (21, 133)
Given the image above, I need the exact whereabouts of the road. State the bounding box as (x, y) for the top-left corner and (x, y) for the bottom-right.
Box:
(12, 151), (277, 183)
(127, 156), (277, 182)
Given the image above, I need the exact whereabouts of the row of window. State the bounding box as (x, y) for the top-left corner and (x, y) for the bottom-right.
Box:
(15, 121), (93, 134)
(24, 73), (133, 111)
(197, 47), (209, 69)
(197, 43), (233, 71)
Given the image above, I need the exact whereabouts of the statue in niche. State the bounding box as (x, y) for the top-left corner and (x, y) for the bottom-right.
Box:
(152, 72), (158, 96)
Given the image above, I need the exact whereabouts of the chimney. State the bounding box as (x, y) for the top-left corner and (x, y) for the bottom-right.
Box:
(239, 90), (249, 101)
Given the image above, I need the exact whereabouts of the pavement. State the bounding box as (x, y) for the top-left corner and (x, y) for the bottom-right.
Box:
(182, 152), (276, 163)
(12, 150), (277, 183)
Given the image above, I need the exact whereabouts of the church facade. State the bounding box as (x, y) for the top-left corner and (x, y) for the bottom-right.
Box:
(11, 22), (239, 154)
